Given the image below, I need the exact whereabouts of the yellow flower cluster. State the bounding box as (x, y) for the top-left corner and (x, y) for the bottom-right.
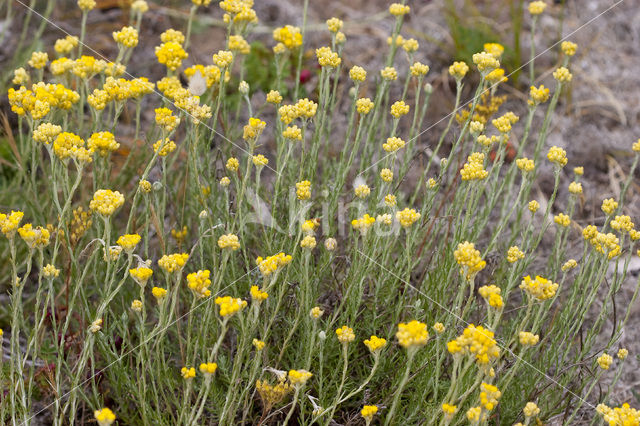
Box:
(601, 198), (618, 215)
(528, 1), (547, 15)
(597, 403), (640, 426)
(454, 241), (486, 279)
(410, 62), (430, 77)
(116, 234), (140, 252)
(158, 253), (189, 273)
(472, 51), (500, 74)
(229, 35), (251, 54)
(250, 285), (268, 302)
(151, 286), (167, 302)
(113, 26), (138, 48)
(181, 366), (196, 379)
(350, 66), (367, 82)
(380, 66), (398, 81)
(449, 61), (469, 79)
(243, 117), (267, 140)
(256, 252), (292, 276)
(478, 285), (503, 309)
(553, 67), (573, 83)
(153, 139), (176, 156)
(272, 25), (302, 50)
(199, 362), (218, 375)
(460, 152), (488, 181)
(351, 214), (376, 235)
(316, 46), (341, 67)
(507, 246), (525, 263)
(396, 320), (429, 349)
(389, 3), (410, 16)
(390, 100), (410, 118)
(215, 296), (247, 317)
(129, 267), (153, 286)
(9, 83), (80, 119)
(155, 42), (188, 71)
(90, 189), (124, 217)
(383, 136), (406, 152)
(218, 233), (240, 250)
(52, 132), (92, 163)
(300, 235), (316, 250)
(363, 335), (387, 353)
(94, 408), (116, 426)
(18, 224), (51, 249)
(611, 215), (634, 232)
(288, 369), (313, 386)
(354, 184), (370, 199)
(447, 324), (500, 365)
(479, 383), (501, 410)
(296, 180), (311, 200)
(597, 353), (613, 370)
(356, 98), (374, 115)
(336, 326), (355, 344)
(266, 90), (282, 104)
(492, 112), (518, 133)
(396, 208), (421, 228)
(529, 84), (550, 105)
(42, 264), (61, 279)
(155, 107), (180, 132)
(561, 259), (578, 271)
(187, 270), (211, 298)
(519, 331), (539, 346)
(547, 146), (568, 167)
(256, 378), (292, 408)
(568, 181), (583, 194)
(183, 65), (225, 89)
(87, 132), (120, 157)
(520, 275), (559, 301)
(554, 213), (571, 227)
(54, 35), (79, 54)
(361, 405), (378, 423)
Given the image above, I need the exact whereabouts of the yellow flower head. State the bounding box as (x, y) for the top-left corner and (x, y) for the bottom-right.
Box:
(479, 382), (501, 411)
(252, 154), (269, 168)
(28, 51), (49, 69)
(383, 136), (405, 152)
(243, 117), (267, 140)
(87, 132), (120, 157)
(380, 168), (393, 182)
(361, 405), (379, 422)
(454, 241), (486, 279)
(554, 213), (571, 228)
(601, 198), (618, 215)
(155, 42), (188, 71)
(561, 41), (578, 57)
(129, 267), (153, 286)
(155, 107), (180, 132)
(158, 253), (189, 274)
(597, 353), (613, 370)
(153, 138), (177, 156)
(255, 252), (292, 276)
(553, 67), (573, 83)
(380, 67), (398, 81)
(42, 264), (60, 279)
(94, 408), (116, 426)
(215, 296), (247, 317)
(310, 306), (324, 319)
(351, 214), (376, 235)
(389, 3), (410, 16)
(523, 402), (540, 418)
(547, 146), (568, 167)
(218, 233), (240, 251)
(568, 182), (583, 195)
(53, 132), (92, 164)
(478, 285), (504, 309)
(449, 61), (469, 79)
(288, 369), (312, 386)
(315, 46), (341, 68)
(396, 320), (429, 349)
(266, 90), (282, 104)
(507, 246), (525, 263)
(160, 29), (185, 45)
(273, 25), (303, 50)
(253, 339), (266, 350)
(300, 235), (317, 250)
(410, 62), (430, 77)
(349, 66), (367, 82)
(396, 208), (421, 228)
(0, 211), (24, 238)
(152, 286), (167, 302)
(113, 26), (139, 48)
(520, 275), (559, 300)
(390, 100), (410, 118)
(528, 1), (547, 15)
(18, 224), (50, 249)
(181, 366), (196, 379)
(484, 43), (504, 58)
(335, 326), (355, 344)
(356, 98), (374, 115)
(473, 51), (500, 74)
(460, 152), (488, 180)
(90, 189), (124, 217)
(199, 362), (218, 375)
(187, 270), (212, 298)
(617, 348), (629, 360)
(116, 234), (141, 252)
(296, 180), (312, 200)
(131, 299), (143, 312)
(250, 285), (268, 302)
(561, 259), (578, 271)
(363, 335), (387, 353)
(519, 331), (540, 346)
